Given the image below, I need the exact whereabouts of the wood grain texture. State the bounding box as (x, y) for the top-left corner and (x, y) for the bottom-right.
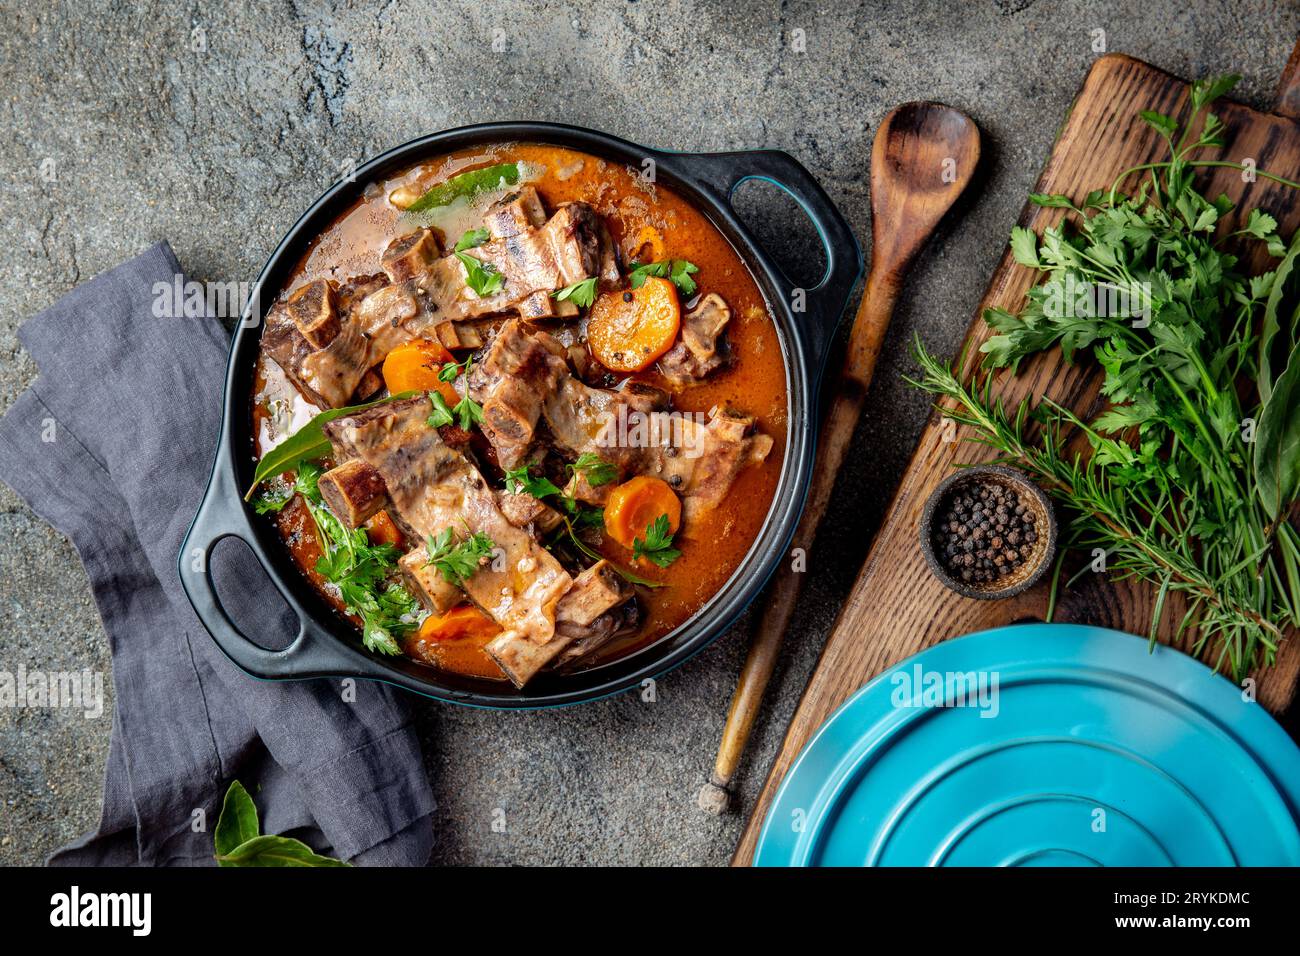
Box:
(733, 52), (1300, 865)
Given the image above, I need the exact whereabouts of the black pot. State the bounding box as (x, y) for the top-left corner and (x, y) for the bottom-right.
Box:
(178, 122), (861, 708)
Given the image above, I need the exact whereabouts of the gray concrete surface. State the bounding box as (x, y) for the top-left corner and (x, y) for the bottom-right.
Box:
(1, 0), (1298, 866)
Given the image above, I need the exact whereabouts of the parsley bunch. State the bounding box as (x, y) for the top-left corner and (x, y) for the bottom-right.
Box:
(910, 75), (1300, 681)
(293, 462), (420, 656)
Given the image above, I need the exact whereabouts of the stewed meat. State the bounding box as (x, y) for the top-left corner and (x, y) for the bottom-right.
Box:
(285, 279), (340, 349)
(263, 197), (610, 409)
(475, 202), (614, 293)
(659, 292), (732, 385)
(324, 398), (572, 647)
(317, 458), (389, 528)
(467, 320), (570, 469)
(251, 147), (785, 687)
(486, 560), (635, 687)
(484, 186), (548, 238)
(399, 546), (465, 615)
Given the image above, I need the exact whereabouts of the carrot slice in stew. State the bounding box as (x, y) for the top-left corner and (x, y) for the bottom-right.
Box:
(626, 225), (666, 263)
(587, 276), (681, 373)
(416, 603), (501, 643)
(604, 475), (682, 549)
(382, 339), (458, 405)
(364, 509), (404, 548)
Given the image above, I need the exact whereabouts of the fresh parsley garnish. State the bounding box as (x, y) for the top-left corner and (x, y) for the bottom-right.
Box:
(425, 527), (497, 584)
(551, 512), (661, 588)
(426, 388), (483, 432)
(293, 461), (322, 499)
(297, 468), (417, 657)
(439, 355), (473, 383)
(572, 506), (605, 531)
(567, 452), (618, 487)
(503, 463), (613, 543)
(453, 394), (483, 430)
(552, 276), (599, 308)
(628, 259), (699, 296)
(254, 462), (323, 514)
(455, 251), (505, 297)
(427, 391), (455, 428)
(502, 460), (615, 516)
(498, 462), (653, 584)
(503, 463), (565, 499)
(454, 228), (490, 252)
(632, 514), (681, 568)
(254, 485), (292, 514)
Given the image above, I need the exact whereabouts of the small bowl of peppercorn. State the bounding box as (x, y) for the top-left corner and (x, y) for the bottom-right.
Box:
(919, 464), (1057, 600)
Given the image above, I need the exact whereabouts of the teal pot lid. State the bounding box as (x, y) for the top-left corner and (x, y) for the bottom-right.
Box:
(754, 624), (1300, 867)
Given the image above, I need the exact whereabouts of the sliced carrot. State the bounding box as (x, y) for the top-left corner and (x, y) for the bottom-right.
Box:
(603, 475), (682, 549)
(626, 225), (666, 263)
(382, 339), (458, 405)
(364, 509), (404, 548)
(587, 276), (681, 373)
(416, 603), (501, 643)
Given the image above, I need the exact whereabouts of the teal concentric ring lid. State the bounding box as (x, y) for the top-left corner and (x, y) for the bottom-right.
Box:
(754, 624), (1300, 866)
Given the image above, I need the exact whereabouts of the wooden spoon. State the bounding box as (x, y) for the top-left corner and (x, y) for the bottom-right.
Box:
(698, 103), (981, 813)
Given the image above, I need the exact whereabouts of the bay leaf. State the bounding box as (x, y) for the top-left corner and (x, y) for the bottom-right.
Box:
(1255, 340), (1300, 520)
(245, 391), (422, 499)
(214, 780), (260, 863)
(216, 834), (351, 868)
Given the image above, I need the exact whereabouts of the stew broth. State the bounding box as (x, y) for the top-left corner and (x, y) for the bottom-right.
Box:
(252, 143), (787, 680)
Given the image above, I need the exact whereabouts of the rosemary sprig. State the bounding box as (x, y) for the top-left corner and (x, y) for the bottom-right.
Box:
(907, 75), (1300, 682)
(907, 342), (1291, 678)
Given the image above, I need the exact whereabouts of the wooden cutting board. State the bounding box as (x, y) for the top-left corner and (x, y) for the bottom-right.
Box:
(734, 47), (1300, 865)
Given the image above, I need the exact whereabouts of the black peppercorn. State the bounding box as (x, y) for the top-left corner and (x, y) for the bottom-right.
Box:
(932, 479), (1041, 587)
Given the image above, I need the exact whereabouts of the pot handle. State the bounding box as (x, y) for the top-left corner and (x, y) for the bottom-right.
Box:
(178, 464), (375, 681)
(663, 148), (862, 371)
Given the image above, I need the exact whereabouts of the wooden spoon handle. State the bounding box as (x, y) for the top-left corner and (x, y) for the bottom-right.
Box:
(1276, 36), (1300, 119)
(698, 103), (981, 814)
(699, 272), (902, 809)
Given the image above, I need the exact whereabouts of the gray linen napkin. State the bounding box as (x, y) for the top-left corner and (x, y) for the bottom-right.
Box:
(0, 241), (435, 866)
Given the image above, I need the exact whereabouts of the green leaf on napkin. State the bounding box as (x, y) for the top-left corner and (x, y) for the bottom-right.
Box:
(216, 834), (351, 868)
(213, 780), (260, 857)
(213, 780), (350, 867)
